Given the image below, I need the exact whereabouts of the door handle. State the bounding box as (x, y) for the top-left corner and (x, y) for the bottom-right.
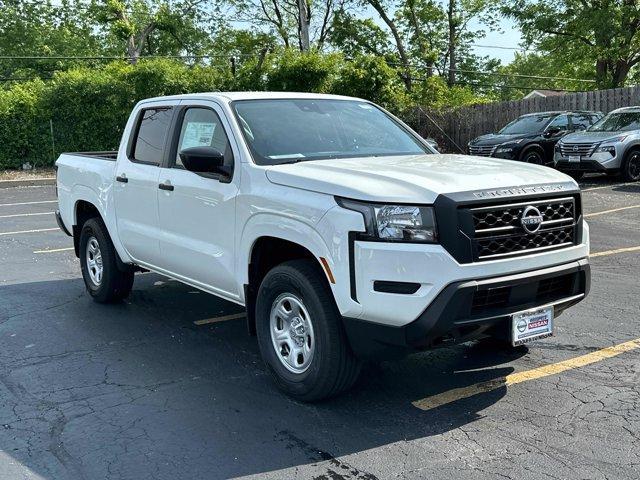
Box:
(116, 174), (128, 183)
(158, 181), (174, 191)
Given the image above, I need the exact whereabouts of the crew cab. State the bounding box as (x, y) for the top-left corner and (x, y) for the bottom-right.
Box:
(555, 106), (640, 181)
(468, 111), (602, 166)
(56, 92), (591, 401)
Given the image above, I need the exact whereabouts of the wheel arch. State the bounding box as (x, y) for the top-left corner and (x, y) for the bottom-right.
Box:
(519, 143), (546, 163)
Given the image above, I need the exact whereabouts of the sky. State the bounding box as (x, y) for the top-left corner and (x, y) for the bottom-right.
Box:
(473, 18), (523, 64)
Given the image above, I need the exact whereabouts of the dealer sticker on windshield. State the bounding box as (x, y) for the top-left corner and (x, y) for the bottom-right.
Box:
(512, 306), (554, 346)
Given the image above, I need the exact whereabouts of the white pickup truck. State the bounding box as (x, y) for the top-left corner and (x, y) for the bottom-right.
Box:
(56, 92), (590, 401)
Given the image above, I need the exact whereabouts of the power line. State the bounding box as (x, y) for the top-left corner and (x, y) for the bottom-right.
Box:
(0, 53), (257, 60)
(391, 61), (595, 84)
(448, 67), (595, 83)
(472, 44), (532, 52)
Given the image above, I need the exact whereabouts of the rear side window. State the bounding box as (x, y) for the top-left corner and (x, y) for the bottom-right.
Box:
(571, 114), (594, 130)
(132, 107), (173, 165)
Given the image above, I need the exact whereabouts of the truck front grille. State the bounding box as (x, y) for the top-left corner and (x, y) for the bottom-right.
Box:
(559, 142), (598, 157)
(469, 197), (577, 261)
(469, 145), (496, 156)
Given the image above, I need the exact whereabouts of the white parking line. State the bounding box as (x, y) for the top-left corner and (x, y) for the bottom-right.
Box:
(0, 211), (54, 219)
(33, 247), (74, 254)
(0, 227), (58, 236)
(0, 200), (57, 207)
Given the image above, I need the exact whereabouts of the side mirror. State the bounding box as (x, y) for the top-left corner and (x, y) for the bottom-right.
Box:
(544, 127), (562, 137)
(179, 146), (225, 174)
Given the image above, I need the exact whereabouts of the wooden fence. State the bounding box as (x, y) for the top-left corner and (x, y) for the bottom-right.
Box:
(407, 86), (640, 153)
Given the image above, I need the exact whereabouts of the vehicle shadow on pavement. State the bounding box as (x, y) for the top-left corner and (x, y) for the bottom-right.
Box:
(0, 273), (524, 480)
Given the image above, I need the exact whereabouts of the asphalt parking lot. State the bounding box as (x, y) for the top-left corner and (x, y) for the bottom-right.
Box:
(0, 178), (639, 480)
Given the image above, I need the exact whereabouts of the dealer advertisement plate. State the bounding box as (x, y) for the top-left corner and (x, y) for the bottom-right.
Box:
(568, 155), (581, 163)
(512, 306), (554, 346)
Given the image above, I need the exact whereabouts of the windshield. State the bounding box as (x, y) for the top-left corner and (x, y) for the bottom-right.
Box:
(589, 112), (640, 132)
(499, 114), (555, 135)
(232, 99), (430, 165)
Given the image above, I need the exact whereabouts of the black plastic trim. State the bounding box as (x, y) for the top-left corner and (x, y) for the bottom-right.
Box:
(342, 259), (590, 360)
(373, 281), (421, 294)
(55, 210), (72, 237)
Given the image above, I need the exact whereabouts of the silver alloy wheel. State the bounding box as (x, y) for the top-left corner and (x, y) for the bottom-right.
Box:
(269, 293), (315, 374)
(85, 236), (103, 286)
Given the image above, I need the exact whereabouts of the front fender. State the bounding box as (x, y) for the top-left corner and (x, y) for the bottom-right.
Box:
(237, 211), (364, 318)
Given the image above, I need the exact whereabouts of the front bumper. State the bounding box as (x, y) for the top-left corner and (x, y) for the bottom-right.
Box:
(554, 151), (621, 172)
(343, 258), (590, 360)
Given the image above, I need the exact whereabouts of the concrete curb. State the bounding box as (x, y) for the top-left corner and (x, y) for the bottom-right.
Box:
(0, 178), (56, 189)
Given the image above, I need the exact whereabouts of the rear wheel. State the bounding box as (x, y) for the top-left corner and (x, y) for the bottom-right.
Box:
(255, 260), (361, 401)
(79, 217), (134, 303)
(622, 150), (640, 181)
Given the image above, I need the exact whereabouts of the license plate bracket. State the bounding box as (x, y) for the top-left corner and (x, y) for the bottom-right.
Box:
(511, 306), (554, 346)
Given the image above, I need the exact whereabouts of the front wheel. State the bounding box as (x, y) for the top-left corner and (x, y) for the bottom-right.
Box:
(622, 150), (640, 181)
(521, 149), (545, 165)
(255, 260), (361, 401)
(79, 217), (134, 303)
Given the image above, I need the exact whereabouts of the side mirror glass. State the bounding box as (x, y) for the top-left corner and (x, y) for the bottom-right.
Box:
(179, 146), (225, 174)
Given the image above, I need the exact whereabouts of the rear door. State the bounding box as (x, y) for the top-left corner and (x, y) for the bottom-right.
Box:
(156, 100), (240, 297)
(114, 102), (177, 267)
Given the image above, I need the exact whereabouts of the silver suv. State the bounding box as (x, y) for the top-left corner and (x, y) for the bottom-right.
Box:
(554, 106), (640, 181)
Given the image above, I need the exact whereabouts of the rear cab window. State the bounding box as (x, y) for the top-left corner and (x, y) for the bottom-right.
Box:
(130, 107), (173, 165)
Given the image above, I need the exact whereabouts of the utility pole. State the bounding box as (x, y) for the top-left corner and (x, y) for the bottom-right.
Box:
(298, 0), (310, 51)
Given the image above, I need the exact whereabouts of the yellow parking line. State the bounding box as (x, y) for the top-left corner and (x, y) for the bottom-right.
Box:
(193, 313), (246, 325)
(582, 182), (636, 192)
(0, 211), (54, 219)
(34, 247), (74, 254)
(584, 205), (640, 218)
(591, 246), (640, 257)
(0, 200), (57, 207)
(412, 338), (640, 411)
(0, 227), (58, 236)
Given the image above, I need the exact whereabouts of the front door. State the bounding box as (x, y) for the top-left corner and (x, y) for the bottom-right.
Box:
(157, 102), (240, 298)
(114, 104), (176, 266)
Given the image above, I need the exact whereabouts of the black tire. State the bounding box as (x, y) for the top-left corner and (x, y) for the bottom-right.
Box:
(79, 217), (134, 303)
(255, 259), (361, 401)
(567, 171), (584, 181)
(521, 148), (545, 165)
(622, 150), (640, 182)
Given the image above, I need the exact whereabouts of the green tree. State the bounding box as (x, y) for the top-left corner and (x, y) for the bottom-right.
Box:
(504, 0), (640, 88)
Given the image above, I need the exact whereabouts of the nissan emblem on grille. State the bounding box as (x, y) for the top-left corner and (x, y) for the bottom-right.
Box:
(521, 206), (544, 233)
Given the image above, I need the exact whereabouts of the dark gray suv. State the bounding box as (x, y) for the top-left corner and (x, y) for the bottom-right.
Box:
(555, 107), (640, 181)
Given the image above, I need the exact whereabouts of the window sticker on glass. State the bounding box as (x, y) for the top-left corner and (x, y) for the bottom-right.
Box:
(269, 153), (306, 159)
(182, 122), (215, 149)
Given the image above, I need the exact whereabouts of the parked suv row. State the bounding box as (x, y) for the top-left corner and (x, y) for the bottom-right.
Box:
(554, 106), (640, 181)
(468, 111), (602, 166)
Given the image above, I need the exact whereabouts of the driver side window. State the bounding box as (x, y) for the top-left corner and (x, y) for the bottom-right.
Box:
(547, 114), (569, 132)
(175, 108), (233, 168)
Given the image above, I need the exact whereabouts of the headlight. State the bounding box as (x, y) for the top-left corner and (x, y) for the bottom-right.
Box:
(595, 145), (616, 155)
(337, 198), (438, 243)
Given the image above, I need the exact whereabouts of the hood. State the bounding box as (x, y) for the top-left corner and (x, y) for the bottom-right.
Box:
(265, 154), (573, 204)
(469, 133), (531, 146)
(561, 130), (630, 144)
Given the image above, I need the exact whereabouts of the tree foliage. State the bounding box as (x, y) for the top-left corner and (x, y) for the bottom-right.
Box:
(504, 0), (640, 88)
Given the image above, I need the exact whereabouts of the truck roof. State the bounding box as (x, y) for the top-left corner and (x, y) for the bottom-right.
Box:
(139, 91), (361, 105)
